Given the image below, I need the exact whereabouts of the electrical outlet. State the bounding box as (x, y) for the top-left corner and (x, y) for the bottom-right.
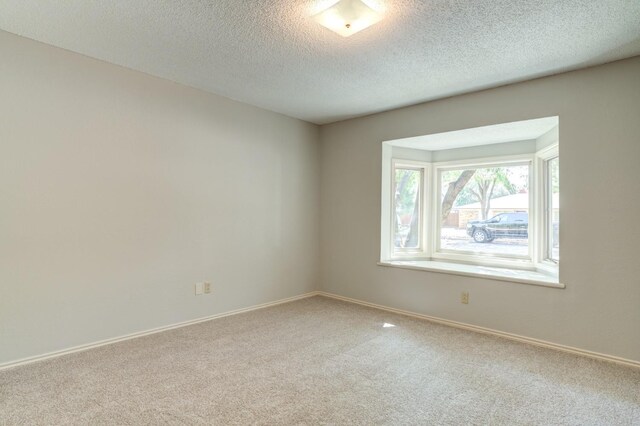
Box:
(195, 282), (204, 295)
(461, 291), (469, 304)
(203, 282), (211, 294)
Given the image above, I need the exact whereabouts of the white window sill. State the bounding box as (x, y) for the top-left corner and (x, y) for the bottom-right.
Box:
(378, 260), (564, 289)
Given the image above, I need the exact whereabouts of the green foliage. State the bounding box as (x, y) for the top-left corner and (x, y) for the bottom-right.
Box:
(441, 165), (528, 219)
(394, 168), (421, 247)
(395, 169), (420, 216)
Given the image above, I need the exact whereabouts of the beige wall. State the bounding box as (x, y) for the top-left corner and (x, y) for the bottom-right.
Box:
(2, 28), (639, 366)
(0, 31), (320, 365)
(320, 57), (640, 362)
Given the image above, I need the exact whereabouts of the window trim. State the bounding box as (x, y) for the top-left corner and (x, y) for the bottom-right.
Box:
(377, 260), (564, 288)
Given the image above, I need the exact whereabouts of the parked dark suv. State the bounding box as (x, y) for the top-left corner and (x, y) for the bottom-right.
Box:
(466, 212), (528, 243)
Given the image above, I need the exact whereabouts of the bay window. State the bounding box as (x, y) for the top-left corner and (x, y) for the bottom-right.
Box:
(380, 117), (562, 287)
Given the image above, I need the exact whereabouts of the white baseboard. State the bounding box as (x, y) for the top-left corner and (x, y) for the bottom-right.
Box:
(3, 290), (637, 371)
(317, 291), (640, 369)
(0, 291), (321, 371)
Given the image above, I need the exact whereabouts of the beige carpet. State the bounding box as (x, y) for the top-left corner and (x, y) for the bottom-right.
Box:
(1, 296), (638, 425)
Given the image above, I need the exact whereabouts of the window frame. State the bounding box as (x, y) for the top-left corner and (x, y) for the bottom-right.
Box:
(382, 147), (559, 276)
(431, 155), (535, 268)
(537, 145), (560, 267)
(388, 159), (430, 259)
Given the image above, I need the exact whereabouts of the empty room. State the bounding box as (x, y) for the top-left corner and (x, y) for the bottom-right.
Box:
(1, 0), (639, 424)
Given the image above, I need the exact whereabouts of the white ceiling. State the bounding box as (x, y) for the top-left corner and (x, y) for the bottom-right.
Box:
(388, 117), (558, 150)
(1, 1), (639, 124)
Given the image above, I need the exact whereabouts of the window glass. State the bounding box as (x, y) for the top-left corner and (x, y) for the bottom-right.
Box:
(513, 213), (526, 222)
(439, 164), (530, 258)
(393, 168), (422, 250)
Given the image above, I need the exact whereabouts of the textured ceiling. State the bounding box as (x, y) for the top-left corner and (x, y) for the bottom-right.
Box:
(1, 1), (639, 124)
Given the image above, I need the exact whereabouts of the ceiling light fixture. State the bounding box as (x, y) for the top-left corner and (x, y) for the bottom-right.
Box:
(312, 0), (383, 37)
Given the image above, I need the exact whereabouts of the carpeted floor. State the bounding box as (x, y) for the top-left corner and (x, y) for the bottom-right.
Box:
(1, 296), (639, 425)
